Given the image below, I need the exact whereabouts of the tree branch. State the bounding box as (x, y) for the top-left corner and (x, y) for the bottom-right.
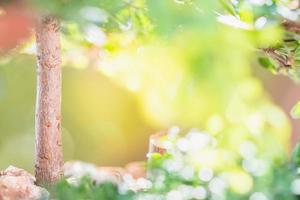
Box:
(262, 47), (294, 68)
(282, 20), (300, 34)
(259, 20), (300, 69)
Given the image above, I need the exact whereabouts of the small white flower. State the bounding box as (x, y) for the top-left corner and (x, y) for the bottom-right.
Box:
(163, 159), (184, 172)
(217, 15), (252, 30)
(167, 126), (181, 139)
(118, 183), (130, 194)
(187, 130), (212, 151)
(249, 192), (268, 200)
(136, 178), (152, 190)
(177, 185), (194, 198)
(167, 190), (184, 200)
(255, 17), (267, 29)
(209, 177), (227, 195)
(80, 6), (108, 23)
(277, 5), (299, 21)
(84, 24), (106, 46)
(239, 141), (257, 159)
(248, 0), (267, 6)
(198, 167), (214, 182)
(179, 166), (195, 180)
(191, 186), (207, 199)
(176, 138), (190, 152)
(291, 179), (300, 195)
(242, 159), (268, 177)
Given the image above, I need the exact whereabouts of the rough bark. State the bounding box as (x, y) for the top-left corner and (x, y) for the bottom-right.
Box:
(35, 15), (63, 185)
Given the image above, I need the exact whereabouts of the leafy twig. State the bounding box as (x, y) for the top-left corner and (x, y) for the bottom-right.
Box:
(262, 47), (294, 68)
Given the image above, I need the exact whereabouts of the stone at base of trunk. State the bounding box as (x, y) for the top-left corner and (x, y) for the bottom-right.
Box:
(0, 166), (49, 200)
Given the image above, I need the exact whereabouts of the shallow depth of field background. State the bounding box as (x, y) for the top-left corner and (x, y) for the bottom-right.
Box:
(0, 0), (300, 174)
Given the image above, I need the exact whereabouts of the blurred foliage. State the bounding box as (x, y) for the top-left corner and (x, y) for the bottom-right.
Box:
(0, 0), (300, 199)
(143, 129), (299, 200)
(28, 0), (152, 34)
(54, 177), (134, 200)
(220, 0), (300, 82)
(53, 129), (300, 200)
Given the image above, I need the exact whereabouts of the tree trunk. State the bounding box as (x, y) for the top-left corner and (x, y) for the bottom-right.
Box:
(35, 15), (63, 185)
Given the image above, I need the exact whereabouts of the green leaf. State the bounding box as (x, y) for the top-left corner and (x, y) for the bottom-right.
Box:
(294, 46), (300, 60)
(292, 142), (300, 166)
(291, 101), (300, 119)
(219, 0), (236, 15)
(258, 57), (276, 72)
